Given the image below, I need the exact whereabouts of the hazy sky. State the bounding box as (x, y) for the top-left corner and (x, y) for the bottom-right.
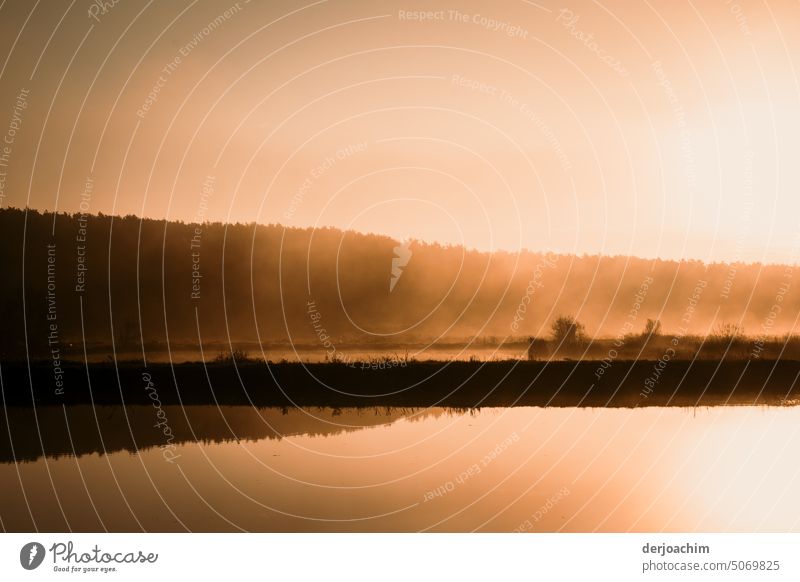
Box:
(1, 0), (799, 262)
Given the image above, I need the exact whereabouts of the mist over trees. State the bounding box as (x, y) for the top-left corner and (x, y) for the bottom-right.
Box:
(2, 207), (799, 360)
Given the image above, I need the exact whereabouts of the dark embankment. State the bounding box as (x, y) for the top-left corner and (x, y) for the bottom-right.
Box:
(3, 359), (799, 409)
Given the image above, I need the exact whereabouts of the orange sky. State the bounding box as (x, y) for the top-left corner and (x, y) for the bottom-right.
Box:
(1, 0), (800, 262)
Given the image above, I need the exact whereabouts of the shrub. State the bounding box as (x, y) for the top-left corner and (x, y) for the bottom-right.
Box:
(643, 318), (662, 338)
(711, 322), (745, 342)
(550, 315), (586, 345)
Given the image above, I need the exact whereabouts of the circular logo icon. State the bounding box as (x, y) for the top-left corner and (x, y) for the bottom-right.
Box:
(20, 542), (45, 570)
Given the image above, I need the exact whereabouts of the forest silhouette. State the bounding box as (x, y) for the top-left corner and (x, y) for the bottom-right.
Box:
(2, 207), (798, 361)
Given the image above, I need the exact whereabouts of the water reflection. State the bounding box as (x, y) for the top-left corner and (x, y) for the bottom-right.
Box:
(1, 405), (799, 532)
(0, 405), (442, 462)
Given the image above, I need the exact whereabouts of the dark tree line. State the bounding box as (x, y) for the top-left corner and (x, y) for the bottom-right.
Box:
(1, 207), (799, 361)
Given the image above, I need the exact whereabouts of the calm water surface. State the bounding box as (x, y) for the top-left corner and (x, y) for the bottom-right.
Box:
(2, 405), (799, 532)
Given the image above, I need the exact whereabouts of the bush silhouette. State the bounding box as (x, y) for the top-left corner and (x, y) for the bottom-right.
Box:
(551, 315), (586, 345)
(711, 322), (745, 343)
(643, 318), (662, 338)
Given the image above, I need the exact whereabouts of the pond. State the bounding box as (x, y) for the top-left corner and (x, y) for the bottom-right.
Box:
(1, 405), (798, 532)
